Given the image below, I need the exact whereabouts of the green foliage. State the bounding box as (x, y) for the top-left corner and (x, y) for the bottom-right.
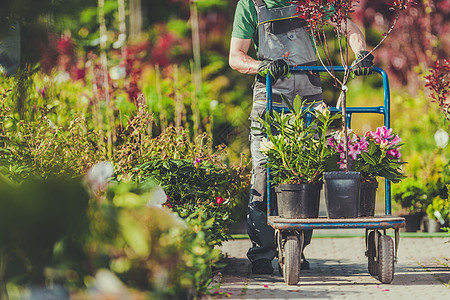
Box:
(114, 122), (226, 178)
(0, 177), (222, 299)
(86, 180), (221, 299)
(388, 88), (449, 215)
(196, 0), (229, 11)
(0, 106), (105, 179)
(356, 134), (406, 183)
(391, 91), (448, 163)
(0, 65), (249, 297)
(392, 177), (427, 213)
(133, 158), (240, 245)
(426, 195), (449, 223)
(393, 161), (449, 214)
(257, 97), (341, 184)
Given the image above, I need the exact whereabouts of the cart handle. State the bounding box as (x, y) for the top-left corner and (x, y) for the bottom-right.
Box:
(265, 66), (393, 216)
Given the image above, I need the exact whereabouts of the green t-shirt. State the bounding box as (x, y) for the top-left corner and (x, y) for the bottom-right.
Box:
(231, 0), (333, 49)
(231, 0), (290, 45)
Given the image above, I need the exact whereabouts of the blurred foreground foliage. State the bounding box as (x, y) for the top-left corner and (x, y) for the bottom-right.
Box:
(0, 176), (223, 299)
(0, 67), (250, 298)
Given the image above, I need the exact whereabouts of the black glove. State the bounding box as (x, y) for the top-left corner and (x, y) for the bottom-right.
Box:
(351, 50), (374, 76)
(257, 59), (291, 83)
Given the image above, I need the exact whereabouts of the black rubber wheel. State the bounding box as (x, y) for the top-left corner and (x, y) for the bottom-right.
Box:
(367, 231), (380, 276)
(378, 235), (395, 284)
(284, 235), (300, 285)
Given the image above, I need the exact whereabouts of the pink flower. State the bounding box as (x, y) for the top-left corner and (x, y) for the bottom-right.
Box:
(216, 197), (225, 204)
(376, 126), (393, 139)
(348, 146), (360, 160)
(193, 158), (201, 166)
(359, 139), (368, 150)
(36, 86), (46, 98)
(390, 134), (402, 146)
(387, 148), (401, 159)
(328, 136), (335, 146)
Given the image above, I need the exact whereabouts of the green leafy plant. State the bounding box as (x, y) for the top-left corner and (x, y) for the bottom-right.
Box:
(86, 179), (222, 299)
(392, 177), (427, 214)
(0, 176), (224, 299)
(132, 158), (238, 245)
(393, 160), (448, 214)
(327, 126), (407, 183)
(256, 97), (341, 184)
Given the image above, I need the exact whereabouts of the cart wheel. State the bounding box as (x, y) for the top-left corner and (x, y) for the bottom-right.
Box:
(283, 235), (300, 285)
(367, 231), (380, 276)
(378, 235), (395, 284)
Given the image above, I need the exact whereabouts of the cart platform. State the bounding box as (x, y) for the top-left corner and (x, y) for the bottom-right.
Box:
(268, 216), (405, 230)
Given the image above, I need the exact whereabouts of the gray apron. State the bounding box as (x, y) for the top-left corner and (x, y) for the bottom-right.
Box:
(247, 0), (317, 263)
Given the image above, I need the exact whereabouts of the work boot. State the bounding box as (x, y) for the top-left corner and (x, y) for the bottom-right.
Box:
(251, 259), (274, 274)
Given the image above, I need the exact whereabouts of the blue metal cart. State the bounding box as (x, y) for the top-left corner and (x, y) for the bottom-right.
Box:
(265, 66), (406, 285)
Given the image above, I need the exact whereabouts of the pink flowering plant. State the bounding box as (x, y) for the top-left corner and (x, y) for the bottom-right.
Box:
(291, 0), (409, 171)
(328, 126), (407, 183)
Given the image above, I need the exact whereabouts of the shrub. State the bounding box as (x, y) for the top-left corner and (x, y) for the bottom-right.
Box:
(0, 178), (222, 299)
(83, 180), (221, 299)
(133, 158), (240, 245)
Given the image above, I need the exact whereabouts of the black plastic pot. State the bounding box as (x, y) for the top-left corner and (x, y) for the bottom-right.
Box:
(401, 212), (425, 232)
(275, 183), (322, 219)
(359, 181), (378, 217)
(324, 171), (360, 218)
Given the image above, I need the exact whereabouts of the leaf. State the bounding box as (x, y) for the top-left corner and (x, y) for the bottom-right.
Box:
(361, 152), (377, 165)
(118, 211), (150, 258)
(368, 142), (377, 156)
(293, 95), (302, 114)
(316, 112), (326, 124)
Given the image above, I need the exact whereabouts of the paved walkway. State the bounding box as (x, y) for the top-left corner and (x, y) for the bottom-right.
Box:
(206, 233), (450, 299)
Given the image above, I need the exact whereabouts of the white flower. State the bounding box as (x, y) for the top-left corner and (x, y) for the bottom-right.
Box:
(93, 269), (130, 300)
(86, 161), (114, 192)
(349, 131), (358, 143)
(259, 137), (275, 154)
(210, 99), (218, 110)
(315, 102), (329, 116)
(332, 128), (354, 143)
(147, 185), (168, 207)
(434, 128), (448, 149)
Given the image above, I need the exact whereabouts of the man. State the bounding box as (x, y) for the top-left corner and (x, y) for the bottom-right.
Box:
(229, 0), (374, 274)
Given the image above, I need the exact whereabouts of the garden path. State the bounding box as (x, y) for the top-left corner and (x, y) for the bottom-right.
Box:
(206, 234), (450, 299)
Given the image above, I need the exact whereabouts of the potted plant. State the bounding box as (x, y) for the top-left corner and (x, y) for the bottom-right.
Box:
(287, 1), (409, 219)
(327, 126), (407, 216)
(256, 97), (340, 219)
(324, 129), (363, 218)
